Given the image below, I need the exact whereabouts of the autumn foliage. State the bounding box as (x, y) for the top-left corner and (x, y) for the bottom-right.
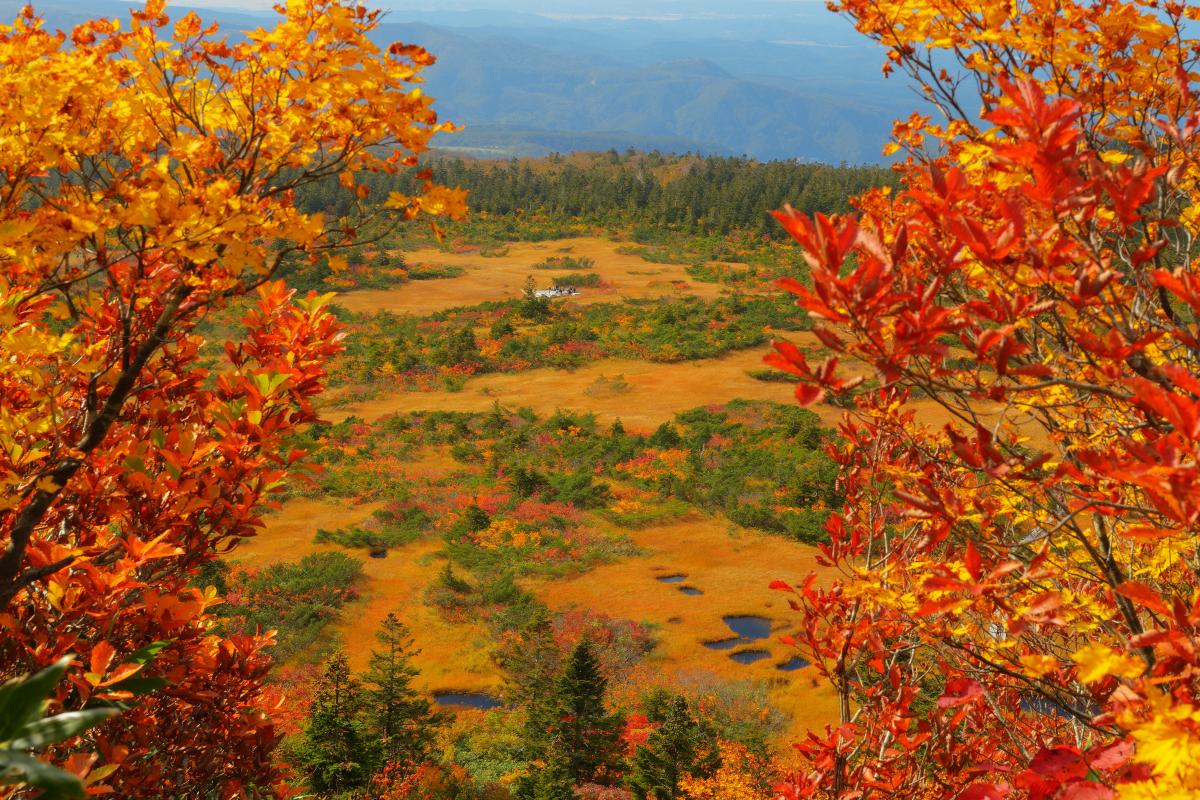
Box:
(0, 0), (461, 795)
(767, 1), (1200, 798)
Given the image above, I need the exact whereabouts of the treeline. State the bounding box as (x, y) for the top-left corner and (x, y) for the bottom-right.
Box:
(285, 628), (773, 800)
(299, 152), (897, 237)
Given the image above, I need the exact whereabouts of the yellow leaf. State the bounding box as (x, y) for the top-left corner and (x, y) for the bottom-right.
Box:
(1073, 642), (1143, 683)
(1019, 653), (1059, 678)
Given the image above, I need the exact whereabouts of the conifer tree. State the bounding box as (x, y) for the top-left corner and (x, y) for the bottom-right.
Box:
(517, 755), (578, 800)
(547, 639), (624, 784)
(500, 607), (562, 712)
(627, 695), (719, 800)
(291, 652), (381, 795)
(532, 758), (578, 800)
(363, 612), (445, 766)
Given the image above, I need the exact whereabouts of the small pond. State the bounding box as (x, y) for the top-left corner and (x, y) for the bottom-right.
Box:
(702, 637), (742, 651)
(722, 615), (771, 640)
(433, 692), (502, 711)
(776, 656), (809, 672)
(656, 574), (687, 584)
(678, 586), (703, 596)
(729, 649), (771, 665)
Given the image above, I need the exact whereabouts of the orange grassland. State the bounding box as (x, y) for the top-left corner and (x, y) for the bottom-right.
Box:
(230, 493), (842, 742)
(226, 241), (922, 745)
(333, 237), (725, 317)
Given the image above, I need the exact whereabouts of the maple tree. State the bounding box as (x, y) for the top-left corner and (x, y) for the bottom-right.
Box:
(0, 0), (462, 795)
(767, 1), (1200, 798)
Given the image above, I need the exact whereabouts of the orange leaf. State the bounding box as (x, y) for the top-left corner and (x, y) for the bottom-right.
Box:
(90, 641), (116, 677)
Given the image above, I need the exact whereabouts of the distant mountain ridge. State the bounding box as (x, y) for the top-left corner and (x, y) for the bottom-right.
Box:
(373, 19), (902, 162)
(2, 0), (912, 163)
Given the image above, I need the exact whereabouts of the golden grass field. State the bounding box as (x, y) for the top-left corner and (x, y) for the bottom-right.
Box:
(333, 237), (723, 317)
(326, 336), (964, 436)
(227, 238), (958, 746)
(230, 495), (841, 742)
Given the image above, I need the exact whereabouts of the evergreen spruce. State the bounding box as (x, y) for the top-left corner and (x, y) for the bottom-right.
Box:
(528, 756), (578, 800)
(627, 695), (720, 800)
(521, 276), (552, 321)
(291, 651), (381, 795)
(501, 607), (562, 711)
(363, 612), (445, 766)
(545, 639), (624, 785)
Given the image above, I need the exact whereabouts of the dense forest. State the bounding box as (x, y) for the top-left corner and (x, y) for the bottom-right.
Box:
(300, 152), (897, 237)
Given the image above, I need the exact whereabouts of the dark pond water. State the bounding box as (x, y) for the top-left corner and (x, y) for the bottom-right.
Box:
(722, 615), (771, 640)
(656, 574), (687, 583)
(678, 586), (703, 595)
(776, 656), (809, 672)
(702, 637), (742, 651)
(729, 649), (771, 664)
(433, 692), (502, 710)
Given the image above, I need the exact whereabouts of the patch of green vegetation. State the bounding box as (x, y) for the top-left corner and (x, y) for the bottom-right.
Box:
(279, 248), (409, 293)
(479, 242), (511, 256)
(746, 368), (799, 383)
(532, 255), (595, 270)
(331, 292), (809, 386)
(616, 243), (697, 265)
(407, 263), (466, 280)
(584, 373), (632, 397)
(297, 400), (839, 548)
(551, 272), (602, 287)
(601, 497), (691, 528)
(315, 505), (431, 553)
(686, 261), (756, 285)
(217, 553), (364, 662)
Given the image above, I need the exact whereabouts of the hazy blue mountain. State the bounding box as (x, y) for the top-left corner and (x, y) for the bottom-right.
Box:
(3, 0), (917, 162)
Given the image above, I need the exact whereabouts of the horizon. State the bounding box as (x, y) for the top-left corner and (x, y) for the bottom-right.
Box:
(119, 0), (829, 14)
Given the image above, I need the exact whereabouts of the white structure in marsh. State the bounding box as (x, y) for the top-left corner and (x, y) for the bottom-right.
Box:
(533, 285), (580, 298)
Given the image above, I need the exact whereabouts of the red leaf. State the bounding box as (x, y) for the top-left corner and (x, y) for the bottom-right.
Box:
(1116, 581), (1171, 616)
(915, 597), (965, 617)
(959, 782), (1011, 800)
(764, 340), (811, 377)
(924, 576), (968, 592)
(964, 540), (982, 582)
(1060, 782), (1113, 800)
(794, 383), (825, 406)
(1086, 739), (1133, 772)
(1029, 746), (1086, 780)
(811, 325), (845, 350)
(938, 678), (984, 708)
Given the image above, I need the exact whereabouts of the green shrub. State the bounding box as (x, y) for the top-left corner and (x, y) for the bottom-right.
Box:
(551, 272), (602, 287)
(408, 263), (466, 280)
(222, 553), (364, 662)
(745, 368), (799, 383)
(603, 498), (691, 528)
(531, 255), (594, 270)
